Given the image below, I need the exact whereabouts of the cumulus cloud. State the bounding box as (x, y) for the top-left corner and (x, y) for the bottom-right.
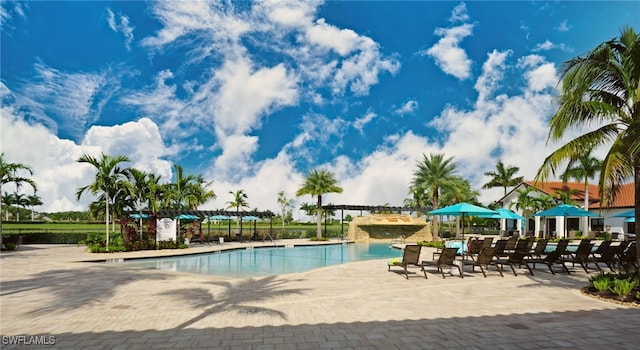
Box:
(422, 4), (474, 80)
(1, 90), (172, 212)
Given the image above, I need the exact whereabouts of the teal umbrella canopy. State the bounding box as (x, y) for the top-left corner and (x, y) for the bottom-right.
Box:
(533, 204), (598, 217)
(624, 216), (635, 223)
(428, 202), (497, 217)
(610, 210), (635, 218)
(129, 213), (149, 219)
(209, 215), (231, 220)
(477, 208), (525, 220)
(175, 214), (199, 220)
(429, 203), (497, 240)
(242, 215), (260, 221)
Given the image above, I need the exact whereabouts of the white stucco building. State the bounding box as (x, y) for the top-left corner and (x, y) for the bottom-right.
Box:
(493, 181), (635, 240)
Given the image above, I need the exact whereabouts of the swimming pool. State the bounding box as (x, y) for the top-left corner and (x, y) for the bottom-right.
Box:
(122, 243), (402, 278)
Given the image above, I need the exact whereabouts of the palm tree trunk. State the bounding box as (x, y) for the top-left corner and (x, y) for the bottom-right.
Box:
(634, 162), (640, 282)
(316, 195), (322, 239)
(584, 180), (590, 236)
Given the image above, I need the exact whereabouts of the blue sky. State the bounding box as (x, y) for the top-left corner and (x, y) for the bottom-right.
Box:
(1, 1), (639, 216)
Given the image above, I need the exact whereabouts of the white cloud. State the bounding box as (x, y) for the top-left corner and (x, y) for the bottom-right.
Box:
(557, 20), (570, 32)
(353, 110), (377, 133)
(107, 8), (135, 51)
(423, 23), (474, 80)
(1, 95), (172, 212)
(394, 100), (419, 116)
(474, 50), (511, 104)
(12, 63), (113, 140)
(449, 2), (469, 23)
(533, 39), (572, 53)
(517, 55), (558, 92)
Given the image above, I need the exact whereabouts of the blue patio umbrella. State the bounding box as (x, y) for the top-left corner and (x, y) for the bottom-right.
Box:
(429, 202), (497, 240)
(624, 217), (635, 223)
(209, 215), (231, 221)
(242, 215), (260, 221)
(533, 204), (598, 218)
(533, 204), (598, 238)
(175, 214), (199, 220)
(477, 208), (526, 220)
(610, 210), (635, 218)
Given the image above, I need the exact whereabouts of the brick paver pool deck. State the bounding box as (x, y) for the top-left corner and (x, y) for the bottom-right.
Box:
(1, 241), (638, 349)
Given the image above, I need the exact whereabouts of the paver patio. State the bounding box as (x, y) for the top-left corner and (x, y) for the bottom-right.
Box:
(1, 242), (638, 349)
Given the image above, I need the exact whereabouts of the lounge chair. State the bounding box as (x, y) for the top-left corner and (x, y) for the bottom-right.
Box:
(463, 238), (483, 261)
(388, 244), (426, 279)
(528, 238), (548, 259)
(619, 242), (638, 274)
(525, 250), (570, 275)
(504, 236), (518, 253)
(471, 247), (503, 278)
(593, 241), (625, 272)
(422, 247), (462, 279)
(563, 243), (600, 273)
(493, 239), (508, 258)
(495, 250), (533, 276)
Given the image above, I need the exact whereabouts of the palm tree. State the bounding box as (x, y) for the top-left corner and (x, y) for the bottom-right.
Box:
(12, 192), (29, 221)
(535, 27), (640, 278)
(560, 151), (602, 233)
(482, 160), (523, 195)
(0, 153), (37, 245)
(27, 193), (43, 221)
(76, 153), (131, 252)
(226, 190), (249, 240)
(404, 185), (429, 217)
(411, 153), (457, 241)
(296, 169), (343, 239)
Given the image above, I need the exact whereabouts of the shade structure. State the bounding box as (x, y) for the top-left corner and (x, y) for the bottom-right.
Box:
(209, 215), (231, 220)
(610, 210), (635, 218)
(624, 217), (635, 223)
(533, 204), (598, 218)
(175, 214), (200, 220)
(242, 215), (260, 221)
(429, 203), (497, 240)
(477, 208), (525, 220)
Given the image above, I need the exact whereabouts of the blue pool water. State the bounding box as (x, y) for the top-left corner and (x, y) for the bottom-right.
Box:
(122, 243), (402, 278)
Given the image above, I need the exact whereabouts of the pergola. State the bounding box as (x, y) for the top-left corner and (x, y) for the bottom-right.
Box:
(126, 209), (275, 242)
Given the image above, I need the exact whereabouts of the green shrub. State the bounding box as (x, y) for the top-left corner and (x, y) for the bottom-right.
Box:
(2, 242), (17, 250)
(418, 241), (445, 249)
(590, 274), (612, 292)
(309, 237), (329, 241)
(610, 278), (638, 298)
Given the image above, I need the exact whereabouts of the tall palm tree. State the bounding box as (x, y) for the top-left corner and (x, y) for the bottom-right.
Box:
(535, 27), (640, 278)
(482, 160), (523, 195)
(561, 151), (602, 233)
(76, 153), (131, 252)
(12, 192), (29, 221)
(0, 153), (37, 245)
(296, 169), (343, 239)
(411, 153), (457, 241)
